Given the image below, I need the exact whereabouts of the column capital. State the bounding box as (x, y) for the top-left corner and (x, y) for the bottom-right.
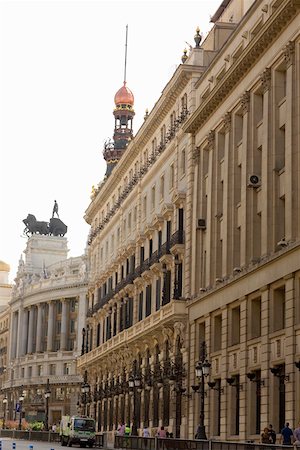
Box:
(223, 112), (232, 132)
(284, 41), (295, 68)
(240, 91), (250, 115)
(260, 68), (271, 93)
(207, 130), (215, 150)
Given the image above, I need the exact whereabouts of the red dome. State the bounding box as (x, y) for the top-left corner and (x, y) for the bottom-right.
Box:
(114, 82), (134, 106)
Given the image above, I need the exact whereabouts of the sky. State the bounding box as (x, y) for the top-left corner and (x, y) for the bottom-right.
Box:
(0, 0), (221, 282)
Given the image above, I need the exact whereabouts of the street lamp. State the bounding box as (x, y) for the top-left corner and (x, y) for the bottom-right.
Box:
(3, 396), (7, 429)
(81, 371), (90, 415)
(195, 341), (211, 440)
(18, 389), (25, 430)
(129, 372), (141, 436)
(44, 379), (51, 431)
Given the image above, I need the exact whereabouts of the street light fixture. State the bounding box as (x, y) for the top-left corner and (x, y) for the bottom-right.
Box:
(195, 341), (211, 440)
(81, 371), (90, 415)
(44, 379), (51, 431)
(129, 370), (141, 436)
(18, 389), (25, 430)
(3, 396), (8, 429)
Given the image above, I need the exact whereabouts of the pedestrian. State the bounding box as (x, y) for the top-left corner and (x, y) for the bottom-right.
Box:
(261, 427), (272, 444)
(293, 421), (300, 447)
(269, 424), (276, 444)
(117, 422), (125, 436)
(143, 426), (150, 437)
(281, 423), (293, 445)
(125, 423), (131, 436)
(157, 426), (167, 438)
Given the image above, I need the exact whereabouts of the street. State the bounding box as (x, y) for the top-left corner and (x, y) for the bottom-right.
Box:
(0, 438), (61, 450)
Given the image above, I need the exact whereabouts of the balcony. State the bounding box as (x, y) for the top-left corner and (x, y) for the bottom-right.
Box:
(79, 300), (187, 368)
(88, 231), (185, 315)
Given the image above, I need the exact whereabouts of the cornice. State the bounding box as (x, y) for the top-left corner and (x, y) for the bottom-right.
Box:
(183, 0), (300, 134)
(11, 280), (88, 303)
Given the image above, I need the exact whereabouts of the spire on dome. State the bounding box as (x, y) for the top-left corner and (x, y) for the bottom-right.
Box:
(103, 25), (135, 177)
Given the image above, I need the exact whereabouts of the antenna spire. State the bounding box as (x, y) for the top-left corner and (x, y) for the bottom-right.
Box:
(124, 25), (128, 84)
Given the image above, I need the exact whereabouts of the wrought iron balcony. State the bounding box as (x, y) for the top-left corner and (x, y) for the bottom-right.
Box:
(88, 231), (185, 316)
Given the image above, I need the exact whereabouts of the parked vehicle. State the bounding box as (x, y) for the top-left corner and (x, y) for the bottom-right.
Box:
(60, 415), (95, 448)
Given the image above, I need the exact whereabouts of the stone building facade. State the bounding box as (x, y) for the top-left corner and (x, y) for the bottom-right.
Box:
(4, 235), (88, 426)
(77, 0), (300, 442)
(0, 261), (11, 423)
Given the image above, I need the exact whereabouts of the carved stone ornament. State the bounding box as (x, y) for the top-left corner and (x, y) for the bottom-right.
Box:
(223, 112), (232, 132)
(207, 130), (215, 149)
(240, 91), (250, 114)
(192, 146), (200, 160)
(284, 41), (295, 68)
(174, 321), (186, 346)
(260, 68), (271, 93)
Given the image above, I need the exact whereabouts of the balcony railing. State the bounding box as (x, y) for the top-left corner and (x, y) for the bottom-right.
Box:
(88, 231), (185, 316)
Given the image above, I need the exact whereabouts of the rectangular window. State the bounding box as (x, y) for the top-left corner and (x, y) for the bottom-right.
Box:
(138, 292), (143, 321)
(160, 175), (165, 200)
(38, 365), (43, 376)
(273, 287), (285, 331)
(70, 319), (75, 333)
(180, 148), (186, 176)
(156, 278), (161, 311)
(250, 297), (261, 338)
(145, 285), (152, 317)
(49, 364), (56, 375)
(143, 195), (147, 219)
(231, 306), (240, 345)
(169, 163), (174, 190)
(151, 185), (156, 210)
(213, 315), (222, 352)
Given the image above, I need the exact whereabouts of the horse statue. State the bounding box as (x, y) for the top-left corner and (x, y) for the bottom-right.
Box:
(23, 214), (68, 237)
(49, 217), (68, 236)
(23, 214), (49, 236)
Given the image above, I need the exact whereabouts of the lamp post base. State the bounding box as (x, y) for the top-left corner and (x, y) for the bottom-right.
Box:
(196, 425), (207, 440)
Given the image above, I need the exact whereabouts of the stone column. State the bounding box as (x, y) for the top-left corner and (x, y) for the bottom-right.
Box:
(284, 275), (295, 424)
(222, 113), (233, 274)
(27, 307), (35, 354)
(16, 309), (22, 358)
(36, 304), (43, 353)
(47, 301), (55, 352)
(260, 286), (270, 427)
(60, 299), (68, 351)
(283, 41), (295, 240)
(11, 311), (19, 359)
(239, 297), (247, 439)
(260, 69), (272, 256)
(240, 91), (251, 266)
(21, 308), (28, 356)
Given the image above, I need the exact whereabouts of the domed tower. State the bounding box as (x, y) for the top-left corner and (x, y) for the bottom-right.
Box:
(103, 26), (135, 177)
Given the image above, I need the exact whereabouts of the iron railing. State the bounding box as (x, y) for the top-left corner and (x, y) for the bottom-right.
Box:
(114, 436), (292, 450)
(87, 231), (185, 316)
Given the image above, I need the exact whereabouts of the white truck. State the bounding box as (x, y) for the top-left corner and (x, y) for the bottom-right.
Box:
(60, 415), (96, 448)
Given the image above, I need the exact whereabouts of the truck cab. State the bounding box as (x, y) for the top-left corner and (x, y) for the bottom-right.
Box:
(60, 415), (96, 448)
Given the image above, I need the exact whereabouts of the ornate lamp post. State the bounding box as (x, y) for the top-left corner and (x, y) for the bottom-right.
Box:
(3, 396), (7, 429)
(44, 379), (51, 431)
(129, 372), (141, 436)
(195, 342), (211, 440)
(81, 371), (90, 415)
(18, 389), (25, 430)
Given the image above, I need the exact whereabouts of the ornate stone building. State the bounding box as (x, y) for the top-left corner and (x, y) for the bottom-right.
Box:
(4, 235), (88, 426)
(77, 0), (300, 442)
(0, 261), (11, 423)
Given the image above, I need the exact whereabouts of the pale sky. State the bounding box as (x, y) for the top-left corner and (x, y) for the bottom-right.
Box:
(0, 0), (221, 282)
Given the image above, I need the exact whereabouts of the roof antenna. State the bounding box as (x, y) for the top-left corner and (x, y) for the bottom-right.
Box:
(124, 24), (128, 84)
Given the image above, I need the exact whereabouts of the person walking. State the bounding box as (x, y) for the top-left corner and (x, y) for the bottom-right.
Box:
(157, 426), (167, 438)
(143, 426), (150, 437)
(281, 423), (293, 445)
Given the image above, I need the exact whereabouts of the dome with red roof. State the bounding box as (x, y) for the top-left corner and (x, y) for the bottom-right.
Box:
(114, 81), (134, 106)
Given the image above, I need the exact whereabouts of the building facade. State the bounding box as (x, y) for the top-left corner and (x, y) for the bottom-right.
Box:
(3, 235), (88, 426)
(0, 261), (11, 424)
(77, 0), (300, 442)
